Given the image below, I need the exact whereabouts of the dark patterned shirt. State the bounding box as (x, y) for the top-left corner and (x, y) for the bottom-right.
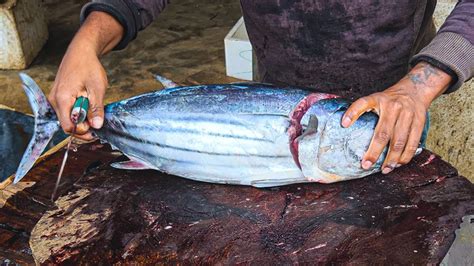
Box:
(81, 0), (473, 98)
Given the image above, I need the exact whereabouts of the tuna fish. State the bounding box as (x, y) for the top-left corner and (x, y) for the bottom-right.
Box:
(14, 73), (426, 187)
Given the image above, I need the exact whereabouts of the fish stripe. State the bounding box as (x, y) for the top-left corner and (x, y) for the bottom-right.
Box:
(121, 123), (275, 143)
(101, 126), (290, 159)
(113, 137), (293, 170)
(124, 113), (249, 126)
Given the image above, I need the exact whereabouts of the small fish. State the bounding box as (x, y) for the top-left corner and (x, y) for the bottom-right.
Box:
(14, 73), (426, 187)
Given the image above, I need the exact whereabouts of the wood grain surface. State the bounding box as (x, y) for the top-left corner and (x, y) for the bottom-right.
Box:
(0, 141), (473, 264)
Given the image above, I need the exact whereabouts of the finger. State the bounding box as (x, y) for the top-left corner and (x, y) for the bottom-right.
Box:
(399, 114), (426, 165)
(87, 89), (105, 129)
(362, 108), (400, 170)
(381, 110), (413, 174)
(74, 131), (95, 141)
(342, 96), (376, 128)
(74, 121), (90, 135)
(55, 94), (76, 133)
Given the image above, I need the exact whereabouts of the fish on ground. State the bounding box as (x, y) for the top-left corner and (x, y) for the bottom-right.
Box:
(14, 73), (426, 187)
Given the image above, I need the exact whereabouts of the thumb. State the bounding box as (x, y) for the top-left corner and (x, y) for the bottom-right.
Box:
(87, 91), (105, 129)
(342, 96), (376, 128)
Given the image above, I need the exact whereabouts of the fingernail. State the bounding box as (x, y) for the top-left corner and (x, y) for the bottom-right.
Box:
(362, 160), (373, 169)
(395, 164), (402, 168)
(342, 117), (351, 127)
(382, 167), (392, 174)
(91, 117), (103, 129)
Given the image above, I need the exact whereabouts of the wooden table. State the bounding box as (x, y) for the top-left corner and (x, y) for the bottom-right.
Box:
(1, 141), (473, 264)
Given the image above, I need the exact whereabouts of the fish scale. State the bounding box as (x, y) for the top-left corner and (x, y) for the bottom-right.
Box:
(100, 112), (301, 186)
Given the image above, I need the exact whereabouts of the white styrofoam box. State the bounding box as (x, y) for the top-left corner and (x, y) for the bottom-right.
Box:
(224, 17), (253, 81)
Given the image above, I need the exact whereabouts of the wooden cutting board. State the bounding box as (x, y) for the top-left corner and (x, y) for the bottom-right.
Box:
(1, 141), (473, 264)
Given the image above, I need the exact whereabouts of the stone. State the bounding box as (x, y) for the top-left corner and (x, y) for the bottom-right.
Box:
(0, 0), (48, 69)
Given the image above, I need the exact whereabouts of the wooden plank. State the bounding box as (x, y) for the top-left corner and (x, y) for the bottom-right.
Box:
(1, 141), (473, 264)
(0, 140), (114, 264)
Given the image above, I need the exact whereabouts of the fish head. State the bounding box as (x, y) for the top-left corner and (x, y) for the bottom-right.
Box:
(298, 103), (386, 183)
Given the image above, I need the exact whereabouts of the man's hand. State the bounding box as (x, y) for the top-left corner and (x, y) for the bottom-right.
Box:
(341, 62), (452, 174)
(48, 11), (124, 140)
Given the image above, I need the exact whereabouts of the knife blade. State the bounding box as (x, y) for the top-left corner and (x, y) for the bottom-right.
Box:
(51, 96), (89, 201)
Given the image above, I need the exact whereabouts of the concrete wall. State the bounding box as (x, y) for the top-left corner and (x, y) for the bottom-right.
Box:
(429, 1), (473, 180)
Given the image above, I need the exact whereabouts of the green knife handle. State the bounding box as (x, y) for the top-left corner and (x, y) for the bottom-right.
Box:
(71, 96), (89, 124)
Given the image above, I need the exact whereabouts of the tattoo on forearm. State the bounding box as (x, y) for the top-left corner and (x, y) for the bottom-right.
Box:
(408, 63), (440, 86)
(422, 63), (440, 78)
(408, 73), (425, 85)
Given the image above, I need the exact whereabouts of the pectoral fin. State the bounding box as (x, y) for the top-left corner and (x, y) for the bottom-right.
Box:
(301, 115), (318, 137)
(111, 158), (151, 170)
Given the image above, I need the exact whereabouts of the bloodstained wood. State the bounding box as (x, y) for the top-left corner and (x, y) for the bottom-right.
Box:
(0, 141), (473, 264)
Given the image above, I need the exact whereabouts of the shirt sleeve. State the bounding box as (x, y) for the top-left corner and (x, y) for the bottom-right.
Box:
(80, 0), (170, 50)
(411, 0), (474, 93)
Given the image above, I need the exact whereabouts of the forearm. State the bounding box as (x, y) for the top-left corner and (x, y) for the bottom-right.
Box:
(411, 0), (473, 93)
(405, 62), (453, 108)
(72, 11), (124, 57)
(80, 0), (170, 50)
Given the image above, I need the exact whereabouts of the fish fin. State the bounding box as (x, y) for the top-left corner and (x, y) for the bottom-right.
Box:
(296, 115), (318, 143)
(14, 73), (60, 183)
(230, 82), (275, 87)
(303, 115), (318, 136)
(110, 158), (151, 170)
(155, 74), (179, 88)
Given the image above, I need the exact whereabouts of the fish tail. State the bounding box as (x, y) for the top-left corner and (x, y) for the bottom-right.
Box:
(14, 73), (60, 183)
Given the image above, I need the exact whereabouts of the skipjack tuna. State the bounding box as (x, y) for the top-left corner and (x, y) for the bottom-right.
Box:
(14, 73), (426, 187)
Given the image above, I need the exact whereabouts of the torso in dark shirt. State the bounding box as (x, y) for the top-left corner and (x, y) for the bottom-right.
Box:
(240, 0), (436, 99)
(82, 0), (438, 98)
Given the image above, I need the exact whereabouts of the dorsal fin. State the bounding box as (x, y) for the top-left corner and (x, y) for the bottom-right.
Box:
(155, 74), (179, 89)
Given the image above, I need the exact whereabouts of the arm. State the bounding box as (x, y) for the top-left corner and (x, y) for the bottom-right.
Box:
(50, 0), (170, 139)
(342, 1), (472, 173)
(342, 62), (451, 174)
(80, 0), (170, 50)
(49, 11), (123, 139)
(411, 0), (473, 92)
